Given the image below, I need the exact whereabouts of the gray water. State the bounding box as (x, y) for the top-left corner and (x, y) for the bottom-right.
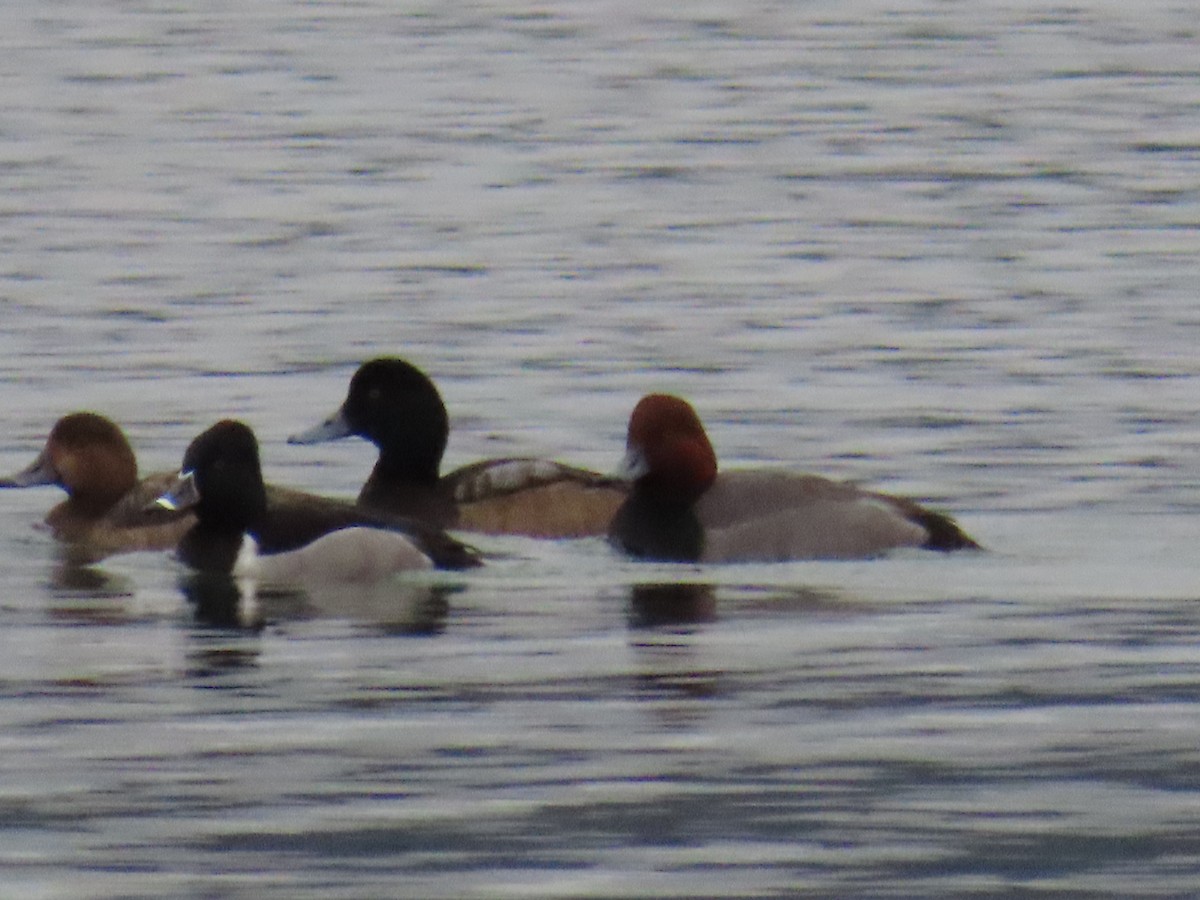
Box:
(2, 1), (1200, 896)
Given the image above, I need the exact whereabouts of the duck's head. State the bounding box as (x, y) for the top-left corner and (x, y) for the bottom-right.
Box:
(0, 413), (138, 512)
(288, 357), (448, 483)
(157, 420), (267, 531)
(619, 394), (718, 506)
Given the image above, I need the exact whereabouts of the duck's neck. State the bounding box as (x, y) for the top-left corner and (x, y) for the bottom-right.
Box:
(372, 449), (441, 486)
(611, 491), (705, 562)
(68, 452), (139, 515)
(198, 480), (268, 536)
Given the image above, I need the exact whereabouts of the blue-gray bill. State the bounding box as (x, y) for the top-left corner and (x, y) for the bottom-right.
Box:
(287, 407), (353, 445)
(615, 445), (649, 481)
(0, 450), (56, 488)
(153, 470), (200, 512)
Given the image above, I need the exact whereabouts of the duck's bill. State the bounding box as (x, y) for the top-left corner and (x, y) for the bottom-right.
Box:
(154, 470), (201, 512)
(615, 445), (649, 481)
(0, 450), (56, 488)
(287, 407), (352, 445)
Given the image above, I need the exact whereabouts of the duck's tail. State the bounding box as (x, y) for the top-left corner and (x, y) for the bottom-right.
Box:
(912, 507), (981, 552)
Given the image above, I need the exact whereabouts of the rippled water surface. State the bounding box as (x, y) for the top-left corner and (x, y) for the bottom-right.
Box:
(3, 2), (1200, 896)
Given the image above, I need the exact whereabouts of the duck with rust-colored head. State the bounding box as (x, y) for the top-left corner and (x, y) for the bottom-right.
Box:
(0, 412), (194, 560)
(608, 394), (979, 563)
(289, 358), (627, 538)
(156, 419), (481, 578)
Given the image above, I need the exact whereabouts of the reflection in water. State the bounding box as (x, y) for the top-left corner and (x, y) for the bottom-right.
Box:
(179, 573), (260, 630)
(627, 582), (718, 629)
(626, 584), (723, 714)
(737, 585), (864, 618)
(178, 571), (454, 635)
(632, 656), (723, 705)
(259, 581), (455, 636)
(49, 561), (134, 595)
(44, 561), (140, 625)
(184, 633), (263, 679)
(624, 582), (854, 712)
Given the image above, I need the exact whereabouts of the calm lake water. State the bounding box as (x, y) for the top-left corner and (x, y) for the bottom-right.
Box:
(3, 1), (1200, 897)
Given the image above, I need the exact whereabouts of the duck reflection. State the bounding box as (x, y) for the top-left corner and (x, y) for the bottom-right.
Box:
(623, 583), (722, 712)
(179, 572), (257, 629)
(49, 559), (133, 595)
(43, 557), (141, 625)
(178, 571), (453, 635)
(627, 582), (718, 629)
(185, 632), (263, 678)
(623, 583), (852, 714)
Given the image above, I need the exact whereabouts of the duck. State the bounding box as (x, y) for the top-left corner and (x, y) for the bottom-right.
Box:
(0, 412), (195, 560)
(288, 357), (628, 538)
(155, 419), (482, 576)
(607, 394), (979, 563)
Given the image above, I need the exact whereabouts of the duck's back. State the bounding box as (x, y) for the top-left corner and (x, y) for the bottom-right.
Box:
(261, 485), (479, 569)
(694, 470), (930, 562)
(47, 470), (196, 560)
(178, 485), (481, 574)
(442, 458), (628, 539)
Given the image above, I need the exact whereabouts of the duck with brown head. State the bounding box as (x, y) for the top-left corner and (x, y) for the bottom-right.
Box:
(0, 412), (194, 560)
(609, 394), (980, 563)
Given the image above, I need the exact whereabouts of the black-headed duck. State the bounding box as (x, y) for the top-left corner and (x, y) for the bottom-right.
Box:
(608, 394), (979, 563)
(288, 358), (627, 538)
(156, 419), (481, 576)
(0, 412), (194, 559)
